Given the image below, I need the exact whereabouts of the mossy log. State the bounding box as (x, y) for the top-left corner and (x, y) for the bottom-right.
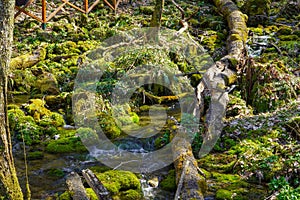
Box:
(172, 135), (206, 199)
(172, 0), (248, 198)
(198, 0), (248, 157)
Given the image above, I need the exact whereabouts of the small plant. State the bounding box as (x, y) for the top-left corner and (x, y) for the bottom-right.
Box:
(269, 176), (289, 191)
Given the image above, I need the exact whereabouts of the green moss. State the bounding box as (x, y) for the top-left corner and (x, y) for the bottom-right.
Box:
(76, 127), (100, 146)
(47, 168), (65, 178)
(201, 33), (219, 52)
(8, 107), (26, 130)
(139, 6), (154, 15)
(45, 137), (87, 153)
(139, 105), (150, 112)
(58, 191), (71, 200)
(89, 166), (111, 173)
(160, 169), (176, 192)
(226, 94), (252, 118)
(97, 112), (121, 139)
(264, 25), (279, 34)
(215, 189), (233, 200)
(278, 35), (299, 41)
(94, 170), (141, 195)
(277, 26), (293, 35)
(85, 188), (97, 200)
(25, 99), (52, 121)
(39, 112), (65, 127)
(190, 74), (202, 87)
(250, 27), (264, 35)
(120, 189), (142, 200)
(8, 107), (42, 145)
(198, 154), (237, 173)
(229, 34), (243, 41)
(27, 151), (44, 160)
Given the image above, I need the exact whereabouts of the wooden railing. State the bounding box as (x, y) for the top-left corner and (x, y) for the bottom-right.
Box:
(15, 0), (122, 29)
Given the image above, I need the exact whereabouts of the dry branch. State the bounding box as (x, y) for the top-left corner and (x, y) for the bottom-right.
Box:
(82, 169), (112, 200)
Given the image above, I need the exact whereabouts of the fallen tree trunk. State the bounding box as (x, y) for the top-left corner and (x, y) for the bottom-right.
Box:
(172, 0), (248, 198)
(172, 134), (206, 199)
(198, 0), (248, 157)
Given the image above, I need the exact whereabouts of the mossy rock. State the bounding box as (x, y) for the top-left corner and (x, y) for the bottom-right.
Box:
(39, 112), (65, 127)
(8, 107), (42, 145)
(25, 99), (52, 120)
(36, 72), (60, 95)
(45, 137), (87, 153)
(8, 106), (26, 130)
(94, 170), (141, 195)
(12, 68), (36, 93)
(97, 112), (121, 139)
(27, 151), (44, 160)
(160, 169), (176, 192)
(76, 127), (100, 147)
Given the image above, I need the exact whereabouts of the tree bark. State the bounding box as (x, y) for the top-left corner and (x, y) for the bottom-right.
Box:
(172, 134), (206, 200)
(66, 172), (89, 200)
(0, 0), (24, 199)
(150, 0), (164, 28)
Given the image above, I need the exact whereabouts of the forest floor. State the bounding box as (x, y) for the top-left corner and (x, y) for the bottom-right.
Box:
(6, 0), (300, 199)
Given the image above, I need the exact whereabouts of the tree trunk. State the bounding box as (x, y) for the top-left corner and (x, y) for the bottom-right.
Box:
(0, 0), (24, 199)
(150, 0), (164, 27)
(172, 0), (248, 198)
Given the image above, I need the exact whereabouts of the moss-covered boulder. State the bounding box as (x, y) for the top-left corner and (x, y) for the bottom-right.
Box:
(35, 72), (60, 95)
(92, 170), (142, 200)
(8, 106), (42, 144)
(45, 136), (87, 154)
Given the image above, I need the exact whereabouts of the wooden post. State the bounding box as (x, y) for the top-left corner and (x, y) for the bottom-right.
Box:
(85, 0), (89, 13)
(42, 0), (46, 29)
